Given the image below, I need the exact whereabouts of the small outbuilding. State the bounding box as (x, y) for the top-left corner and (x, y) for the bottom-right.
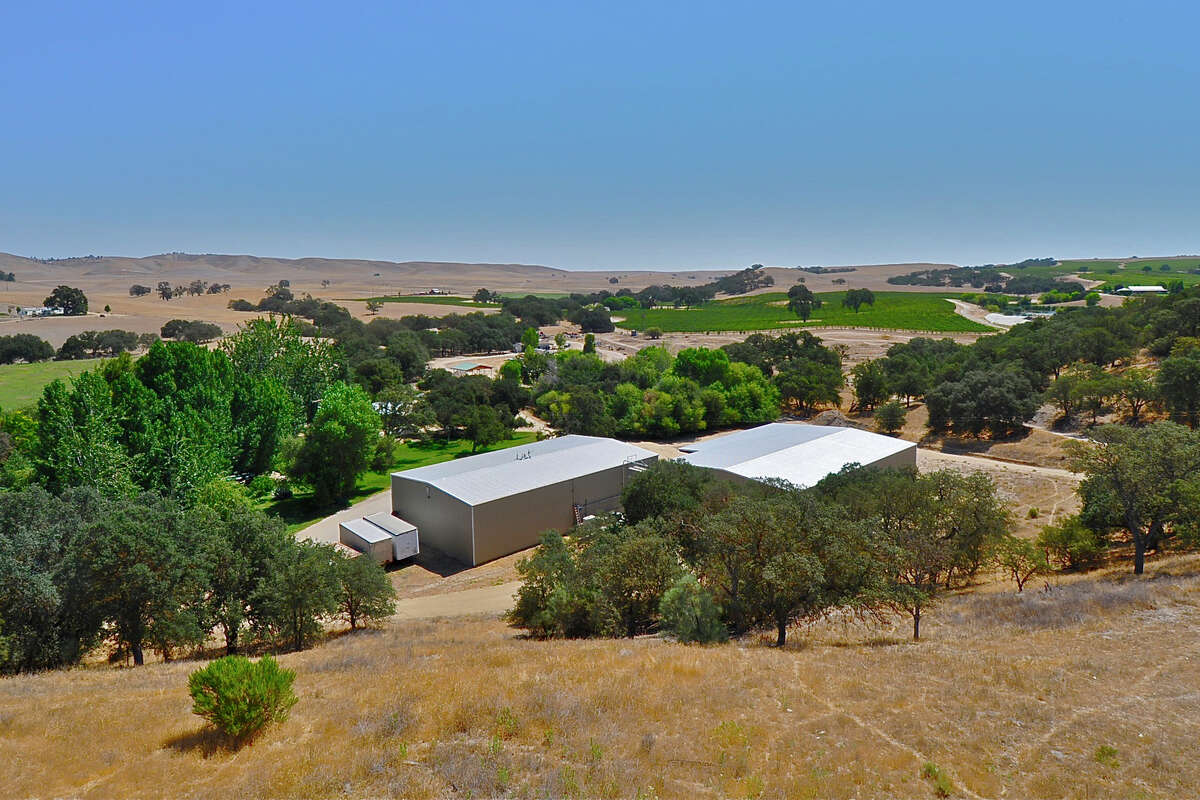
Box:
(391, 435), (657, 565)
(339, 512), (419, 564)
(448, 361), (493, 375)
(679, 422), (917, 489)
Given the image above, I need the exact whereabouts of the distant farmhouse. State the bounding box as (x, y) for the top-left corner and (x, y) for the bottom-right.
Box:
(1115, 285), (1168, 295)
(18, 306), (64, 318)
(340, 423), (918, 566)
(448, 361), (493, 376)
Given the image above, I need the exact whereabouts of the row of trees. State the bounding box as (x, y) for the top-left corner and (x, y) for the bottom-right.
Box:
(509, 461), (1013, 645)
(0, 325), (220, 365)
(161, 319), (223, 343)
(490, 266), (774, 328)
(57, 329), (158, 360)
(525, 345), (781, 439)
(0, 481), (395, 673)
(886, 258), (1069, 295)
(130, 280), (231, 299)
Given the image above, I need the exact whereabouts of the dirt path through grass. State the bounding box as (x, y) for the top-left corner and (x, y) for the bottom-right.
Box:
(390, 580), (522, 619)
(782, 654), (990, 800)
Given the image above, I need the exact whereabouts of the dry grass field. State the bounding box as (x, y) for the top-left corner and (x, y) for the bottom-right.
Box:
(0, 252), (963, 347)
(2, 555), (1197, 800)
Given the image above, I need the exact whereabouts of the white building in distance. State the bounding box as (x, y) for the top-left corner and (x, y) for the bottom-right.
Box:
(678, 423), (917, 489)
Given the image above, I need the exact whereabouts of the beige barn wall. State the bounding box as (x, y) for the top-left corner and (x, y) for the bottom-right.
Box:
(390, 476), (475, 564)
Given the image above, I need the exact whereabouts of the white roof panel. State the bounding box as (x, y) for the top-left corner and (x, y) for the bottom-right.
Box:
(395, 435), (657, 506)
(680, 423), (915, 489)
(339, 518), (393, 544)
(680, 423), (839, 467)
(365, 511), (417, 536)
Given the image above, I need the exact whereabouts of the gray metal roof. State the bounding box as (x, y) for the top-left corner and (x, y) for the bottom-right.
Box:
(339, 517), (394, 544)
(394, 435), (657, 506)
(679, 423), (839, 468)
(364, 511), (417, 536)
(680, 423), (916, 489)
(340, 513), (418, 543)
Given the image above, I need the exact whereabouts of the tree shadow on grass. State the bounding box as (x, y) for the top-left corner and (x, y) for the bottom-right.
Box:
(163, 726), (247, 758)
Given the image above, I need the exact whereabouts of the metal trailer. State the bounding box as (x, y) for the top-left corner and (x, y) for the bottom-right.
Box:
(338, 512), (419, 564)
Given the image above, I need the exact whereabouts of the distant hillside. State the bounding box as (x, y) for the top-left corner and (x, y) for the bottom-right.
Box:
(0, 251), (960, 295)
(0, 252), (569, 287)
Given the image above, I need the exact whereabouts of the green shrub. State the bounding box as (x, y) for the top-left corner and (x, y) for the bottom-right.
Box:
(1037, 515), (1106, 571)
(1027, 506), (1039, 519)
(247, 474), (274, 498)
(188, 655), (298, 739)
(659, 574), (728, 643)
(369, 435), (399, 472)
(874, 400), (907, 435)
(1094, 744), (1119, 768)
(921, 761), (955, 797)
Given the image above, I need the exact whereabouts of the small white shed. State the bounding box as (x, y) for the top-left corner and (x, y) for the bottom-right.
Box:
(339, 512), (419, 564)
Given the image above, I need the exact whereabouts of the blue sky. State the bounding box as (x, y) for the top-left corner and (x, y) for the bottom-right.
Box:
(2, 1), (1197, 268)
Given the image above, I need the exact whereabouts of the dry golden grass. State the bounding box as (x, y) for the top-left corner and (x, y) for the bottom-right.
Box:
(4, 557), (1200, 799)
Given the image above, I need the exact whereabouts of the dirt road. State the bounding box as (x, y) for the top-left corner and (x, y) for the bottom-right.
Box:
(917, 448), (1080, 532)
(391, 580), (522, 619)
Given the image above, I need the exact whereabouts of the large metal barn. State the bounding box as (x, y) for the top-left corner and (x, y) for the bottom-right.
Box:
(679, 422), (917, 488)
(391, 435), (658, 566)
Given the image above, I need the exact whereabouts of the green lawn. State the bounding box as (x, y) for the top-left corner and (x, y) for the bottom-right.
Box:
(1054, 259), (1125, 274)
(1059, 257), (1200, 280)
(352, 295), (500, 308)
(261, 431), (539, 533)
(0, 359), (107, 410)
(614, 291), (991, 333)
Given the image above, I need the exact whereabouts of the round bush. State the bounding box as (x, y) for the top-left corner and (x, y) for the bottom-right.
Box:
(188, 655), (298, 739)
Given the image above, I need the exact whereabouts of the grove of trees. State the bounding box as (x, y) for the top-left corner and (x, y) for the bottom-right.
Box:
(0, 481), (395, 673)
(509, 461), (1012, 645)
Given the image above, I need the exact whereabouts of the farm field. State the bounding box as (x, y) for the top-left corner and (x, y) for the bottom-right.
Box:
(261, 432), (539, 532)
(1060, 256), (1200, 272)
(615, 291), (992, 333)
(1060, 257), (1200, 286)
(0, 358), (106, 409)
(1051, 259), (1124, 274)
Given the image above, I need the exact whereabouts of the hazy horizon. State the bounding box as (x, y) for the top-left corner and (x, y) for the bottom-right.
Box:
(6, 249), (1200, 273)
